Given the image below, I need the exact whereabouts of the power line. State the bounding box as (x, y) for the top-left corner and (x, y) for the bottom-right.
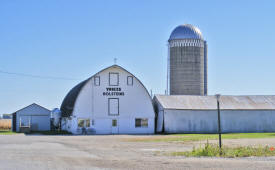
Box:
(0, 69), (79, 81)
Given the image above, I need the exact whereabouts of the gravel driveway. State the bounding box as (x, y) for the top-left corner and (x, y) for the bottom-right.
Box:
(0, 134), (275, 170)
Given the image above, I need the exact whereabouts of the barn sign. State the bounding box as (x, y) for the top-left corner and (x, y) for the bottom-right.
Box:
(103, 87), (125, 96)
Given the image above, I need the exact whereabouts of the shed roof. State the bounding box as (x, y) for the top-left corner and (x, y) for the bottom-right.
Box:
(12, 103), (51, 114)
(154, 95), (275, 110)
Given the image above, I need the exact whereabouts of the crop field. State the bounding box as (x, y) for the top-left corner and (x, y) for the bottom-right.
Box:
(0, 119), (12, 130)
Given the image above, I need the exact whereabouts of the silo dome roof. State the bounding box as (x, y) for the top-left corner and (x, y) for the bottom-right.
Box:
(169, 24), (203, 40)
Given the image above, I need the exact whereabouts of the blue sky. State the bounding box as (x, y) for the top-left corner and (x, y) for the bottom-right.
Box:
(1, 0), (275, 114)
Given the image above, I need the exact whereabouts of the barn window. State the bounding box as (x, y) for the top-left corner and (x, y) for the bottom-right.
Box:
(135, 118), (148, 128)
(112, 119), (117, 127)
(78, 119), (90, 128)
(78, 119), (85, 128)
(108, 98), (119, 115)
(86, 119), (90, 127)
(94, 76), (100, 86)
(109, 72), (119, 86)
(127, 76), (133, 86)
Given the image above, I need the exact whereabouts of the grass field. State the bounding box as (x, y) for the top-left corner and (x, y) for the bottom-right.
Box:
(171, 141), (275, 157)
(0, 119), (11, 130)
(0, 130), (17, 135)
(126, 133), (275, 142)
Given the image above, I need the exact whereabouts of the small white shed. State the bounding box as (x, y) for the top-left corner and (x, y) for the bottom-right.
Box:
(12, 103), (51, 132)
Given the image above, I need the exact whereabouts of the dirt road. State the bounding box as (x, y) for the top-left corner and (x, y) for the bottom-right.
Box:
(0, 134), (275, 170)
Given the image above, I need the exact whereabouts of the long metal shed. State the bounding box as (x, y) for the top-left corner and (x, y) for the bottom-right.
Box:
(153, 95), (275, 133)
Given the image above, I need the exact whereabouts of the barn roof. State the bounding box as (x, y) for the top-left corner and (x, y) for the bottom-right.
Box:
(154, 95), (275, 110)
(60, 80), (89, 117)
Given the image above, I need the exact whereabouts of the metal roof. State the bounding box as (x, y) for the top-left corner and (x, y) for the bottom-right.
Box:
(60, 80), (88, 117)
(169, 24), (204, 41)
(154, 95), (275, 110)
(12, 103), (51, 115)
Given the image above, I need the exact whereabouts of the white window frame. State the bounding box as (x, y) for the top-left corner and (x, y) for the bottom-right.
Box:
(108, 98), (119, 115)
(109, 72), (119, 86)
(135, 118), (148, 128)
(78, 118), (90, 128)
(94, 76), (100, 86)
(127, 76), (133, 86)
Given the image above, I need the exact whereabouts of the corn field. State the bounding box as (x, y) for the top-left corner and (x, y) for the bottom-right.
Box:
(0, 119), (12, 130)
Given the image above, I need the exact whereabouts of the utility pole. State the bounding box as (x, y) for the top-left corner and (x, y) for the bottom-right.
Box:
(215, 94), (222, 155)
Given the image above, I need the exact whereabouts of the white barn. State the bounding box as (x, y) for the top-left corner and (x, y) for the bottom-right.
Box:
(60, 65), (155, 134)
(12, 103), (51, 132)
(154, 95), (275, 133)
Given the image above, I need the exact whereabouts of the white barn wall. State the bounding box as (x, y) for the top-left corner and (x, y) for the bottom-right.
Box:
(62, 65), (155, 134)
(162, 109), (275, 133)
(221, 110), (275, 133)
(163, 110), (217, 133)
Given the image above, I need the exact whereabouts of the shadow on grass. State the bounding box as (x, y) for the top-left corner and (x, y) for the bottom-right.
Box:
(24, 130), (72, 136)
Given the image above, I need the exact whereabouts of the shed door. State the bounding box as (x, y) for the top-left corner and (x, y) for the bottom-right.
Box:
(31, 116), (50, 131)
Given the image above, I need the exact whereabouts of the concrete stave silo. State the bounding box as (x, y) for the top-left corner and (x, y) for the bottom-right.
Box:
(168, 24), (207, 95)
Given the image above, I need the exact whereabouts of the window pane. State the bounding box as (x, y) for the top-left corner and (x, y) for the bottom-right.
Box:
(135, 118), (148, 128)
(86, 119), (90, 127)
(112, 119), (117, 127)
(141, 119), (148, 127)
(78, 119), (84, 128)
(109, 98), (119, 115)
(135, 119), (141, 127)
(109, 73), (119, 86)
(127, 76), (133, 85)
(94, 76), (100, 86)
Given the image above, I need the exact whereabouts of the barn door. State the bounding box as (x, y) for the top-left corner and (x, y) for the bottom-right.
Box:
(108, 98), (119, 115)
(108, 98), (119, 134)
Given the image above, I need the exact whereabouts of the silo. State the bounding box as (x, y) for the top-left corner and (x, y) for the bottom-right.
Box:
(167, 24), (207, 95)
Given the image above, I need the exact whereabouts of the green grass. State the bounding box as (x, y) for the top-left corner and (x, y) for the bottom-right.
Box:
(0, 130), (71, 135)
(174, 133), (275, 140)
(0, 130), (17, 135)
(171, 141), (275, 157)
(127, 133), (275, 142)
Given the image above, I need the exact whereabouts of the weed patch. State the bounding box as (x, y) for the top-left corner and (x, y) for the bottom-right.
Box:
(172, 141), (275, 158)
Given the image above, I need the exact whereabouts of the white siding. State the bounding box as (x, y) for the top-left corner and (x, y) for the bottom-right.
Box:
(161, 109), (275, 133)
(65, 66), (155, 134)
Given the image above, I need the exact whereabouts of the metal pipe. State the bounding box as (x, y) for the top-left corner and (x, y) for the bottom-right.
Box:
(215, 94), (222, 155)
